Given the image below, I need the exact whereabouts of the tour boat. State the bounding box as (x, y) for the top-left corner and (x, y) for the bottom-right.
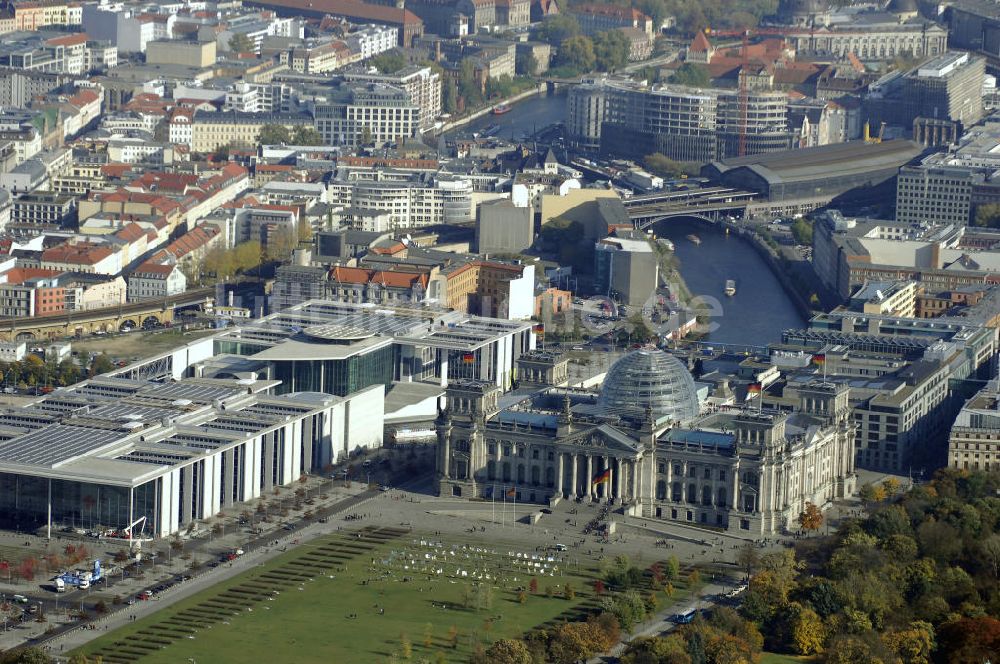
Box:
(687, 234), (701, 245)
(492, 103), (512, 115)
(725, 280), (736, 297)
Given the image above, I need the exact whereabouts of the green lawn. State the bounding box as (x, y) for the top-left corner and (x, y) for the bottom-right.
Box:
(76, 527), (604, 664)
(761, 653), (812, 664)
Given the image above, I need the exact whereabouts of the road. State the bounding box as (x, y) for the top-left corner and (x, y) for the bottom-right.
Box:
(587, 580), (733, 663)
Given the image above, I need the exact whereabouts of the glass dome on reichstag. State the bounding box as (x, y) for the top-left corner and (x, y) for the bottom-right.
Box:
(597, 348), (700, 423)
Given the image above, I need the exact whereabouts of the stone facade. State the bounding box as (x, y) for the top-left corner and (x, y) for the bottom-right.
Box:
(436, 379), (857, 535)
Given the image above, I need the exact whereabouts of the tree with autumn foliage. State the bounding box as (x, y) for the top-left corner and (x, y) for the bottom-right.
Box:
(797, 502), (824, 533)
(935, 616), (1000, 664)
(17, 557), (38, 581)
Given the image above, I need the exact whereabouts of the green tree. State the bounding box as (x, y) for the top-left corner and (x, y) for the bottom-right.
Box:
(621, 635), (690, 664)
(643, 153), (699, 179)
(3, 648), (53, 664)
(457, 58), (484, 108)
(536, 14), (580, 46)
(557, 35), (596, 73)
(258, 124), (291, 145)
(599, 590), (647, 631)
(593, 30), (630, 72)
(228, 33), (254, 53)
(517, 52), (539, 77)
(791, 218), (814, 245)
(369, 49), (406, 73)
(974, 202), (1000, 228)
(291, 126), (324, 145)
(637, 0), (670, 30)
(442, 77), (458, 113)
(665, 554), (681, 580)
(88, 353), (115, 377)
(671, 62), (711, 87)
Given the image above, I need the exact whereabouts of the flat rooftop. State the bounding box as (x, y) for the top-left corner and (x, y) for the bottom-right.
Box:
(0, 376), (339, 485)
(219, 300), (533, 354)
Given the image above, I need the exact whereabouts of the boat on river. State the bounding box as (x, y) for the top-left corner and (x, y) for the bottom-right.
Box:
(492, 103), (512, 115)
(687, 234), (701, 245)
(724, 280), (736, 296)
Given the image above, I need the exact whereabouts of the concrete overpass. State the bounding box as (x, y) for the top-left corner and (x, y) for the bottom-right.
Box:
(624, 187), (757, 229)
(0, 287), (217, 342)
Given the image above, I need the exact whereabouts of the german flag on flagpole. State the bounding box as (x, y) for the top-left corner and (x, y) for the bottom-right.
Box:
(811, 354), (826, 366)
(747, 382), (762, 396)
(591, 468), (611, 486)
(462, 352), (475, 364)
(506, 487), (516, 498)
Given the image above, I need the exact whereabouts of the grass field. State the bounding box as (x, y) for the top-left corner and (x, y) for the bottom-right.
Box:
(761, 653), (812, 664)
(76, 526), (624, 664)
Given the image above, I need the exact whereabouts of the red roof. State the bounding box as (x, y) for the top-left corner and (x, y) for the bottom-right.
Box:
(330, 266), (428, 289)
(1, 267), (63, 284)
(67, 89), (100, 108)
(690, 31), (712, 53)
(251, 0), (423, 25)
(132, 262), (177, 278)
(369, 241), (407, 256)
(114, 223), (147, 243)
(45, 33), (88, 47)
(101, 163), (134, 178)
(129, 172), (200, 193)
(162, 226), (219, 259)
(42, 242), (114, 266)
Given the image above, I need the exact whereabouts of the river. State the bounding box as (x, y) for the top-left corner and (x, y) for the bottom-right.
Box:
(655, 218), (805, 347)
(445, 91), (804, 346)
(442, 91), (568, 140)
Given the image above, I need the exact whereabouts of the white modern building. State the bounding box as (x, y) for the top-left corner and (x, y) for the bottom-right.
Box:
(0, 376), (384, 537)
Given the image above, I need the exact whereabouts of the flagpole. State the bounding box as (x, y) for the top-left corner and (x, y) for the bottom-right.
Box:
(492, 483), (495, 525)
(512, 486), (516, 526)
(502, 487), (506, 528)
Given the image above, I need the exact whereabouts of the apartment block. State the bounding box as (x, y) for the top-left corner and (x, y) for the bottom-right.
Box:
(341, 65), (441, 131)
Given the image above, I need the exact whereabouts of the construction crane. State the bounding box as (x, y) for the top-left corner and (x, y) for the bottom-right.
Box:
(863, 121), (887, 144)
(706, 26), (817, 156)
(706, 28), (786, 156)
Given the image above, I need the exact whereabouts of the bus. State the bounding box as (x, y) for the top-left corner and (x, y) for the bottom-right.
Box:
(671, 609), (697, 624)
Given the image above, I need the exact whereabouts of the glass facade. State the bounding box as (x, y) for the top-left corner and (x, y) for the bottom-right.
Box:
(215, 340), (271, 356)
(0, 472), (159, 534)
(271, 345), (393, 396)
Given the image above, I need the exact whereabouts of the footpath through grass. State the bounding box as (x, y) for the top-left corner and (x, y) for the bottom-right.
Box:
(77, 526), (604, 663)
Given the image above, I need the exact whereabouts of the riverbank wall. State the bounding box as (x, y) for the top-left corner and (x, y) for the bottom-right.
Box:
(436, 83), (548, 134)
(720, 220), (815, 321)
